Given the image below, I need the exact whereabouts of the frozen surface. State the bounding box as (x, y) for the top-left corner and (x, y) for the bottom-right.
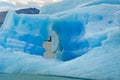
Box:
(0, 8), (40, 27)
(0, 0), (120, 80)
(0, 11), (50, 55)
(41, 0), (91, 14)
(41, 0), (120, 14)
(52, 4), (120, 60)
(0, 28), (120, 80)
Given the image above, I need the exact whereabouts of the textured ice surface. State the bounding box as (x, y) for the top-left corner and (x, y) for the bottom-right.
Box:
(0, 29), (120, 80)
(41, 0), (91, 14)
(41, 0), (120, 14)
(0, 0), (120, 79)
(52, 4), (120, 60)
(0, 8), (40, 27)
(0, 11), (50, 55)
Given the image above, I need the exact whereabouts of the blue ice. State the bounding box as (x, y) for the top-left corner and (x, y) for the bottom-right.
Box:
(0, 11), (50, 55)
(51, 4), (120, 60)
(0, 0), (120, 79)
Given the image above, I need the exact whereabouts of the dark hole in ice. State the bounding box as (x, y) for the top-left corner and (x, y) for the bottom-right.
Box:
(108, 20), (113, 24)
(45, 36), (52, 42)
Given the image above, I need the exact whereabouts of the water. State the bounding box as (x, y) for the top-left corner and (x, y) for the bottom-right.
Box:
(0, 73), (92, 80)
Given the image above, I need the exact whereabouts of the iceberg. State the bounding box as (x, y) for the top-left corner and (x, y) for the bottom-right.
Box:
(0, 28), (120, 80)
(0, 11), (50, 55)
(0, 0), (120, 79)
(51, 4), (120, 60)
(0, 8), (40, 27)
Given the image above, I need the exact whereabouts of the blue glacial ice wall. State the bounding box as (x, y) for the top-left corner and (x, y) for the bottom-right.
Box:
(0, 28), (120, 80)
(0, 0), (120, 79)
(52, 17), (89, 61)
(0, 11), (50, 55)
(51, 4), (120, 61)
